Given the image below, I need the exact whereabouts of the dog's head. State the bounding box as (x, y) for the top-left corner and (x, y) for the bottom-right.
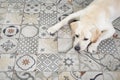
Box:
(70, 21), (101, 52)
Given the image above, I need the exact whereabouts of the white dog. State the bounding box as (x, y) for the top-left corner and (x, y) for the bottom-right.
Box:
(47, 0), (120, 53)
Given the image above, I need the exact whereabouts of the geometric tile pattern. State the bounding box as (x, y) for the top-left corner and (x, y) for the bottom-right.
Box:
(17, 38), (38, 54)
(0, 0), (120, 79)
(37, 54), (59, 72)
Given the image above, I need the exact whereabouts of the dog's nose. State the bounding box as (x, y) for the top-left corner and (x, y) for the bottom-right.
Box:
(74, 46), (80, 51)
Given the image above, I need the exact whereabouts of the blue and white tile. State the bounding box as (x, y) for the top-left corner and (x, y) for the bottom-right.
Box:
(1, 25), (20, 38)
(22, 13), (39, 25)
(24, 2), (40, 14)
(20, 25), (39, 38)
(39, 25), (57, 38)
(36, 72), (58, 80)
(0, 38), (18, 54)
(0, 72), (13, 80)
(38, 39), (58, 54)
(103, 72), (120, 80)
(59, 53), (79, 71)
(0, 54), (15, 71)
(15, 54), (37, 71)
(13, 71), (35, 80)
(17, 37), (38, 54)
(37, 54), (59, 72)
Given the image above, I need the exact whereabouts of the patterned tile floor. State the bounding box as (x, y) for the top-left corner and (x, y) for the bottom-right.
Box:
(0, 0), (120, 80)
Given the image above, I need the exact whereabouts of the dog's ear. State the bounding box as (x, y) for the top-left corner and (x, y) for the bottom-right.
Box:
(90, 27), (101, 43)
(70, 21), (78, 36)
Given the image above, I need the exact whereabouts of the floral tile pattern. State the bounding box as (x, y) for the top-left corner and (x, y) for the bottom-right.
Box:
(15, 54), (37, 71)
(0, 0), (120, 80)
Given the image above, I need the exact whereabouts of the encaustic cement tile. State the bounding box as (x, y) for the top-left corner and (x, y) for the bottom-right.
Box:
(79, 53), (102, 71)
(37, 54), (59, 72)
(0, 72), (13, 80)
(58, 25), (72, 38)
(38, 39), (58, 54)
(17, 37), (38, 54)
(24, 2), (41, 14)
(12, 71), (35, 80)
(39, 11), (58, 26)
(0, 54), (15, 71)
(59, 53), (79, 71)
(98, 53), (120, 71)
(0, 8), (8, 24)
(20, 25), (39, 38)
(36, 72), (58, 80)
(22, 13), (39, 25)
(39, 25), (57, 38)
(4, 12), (23, 24)
(0, 38), (18, 54)
(8, 3), (24, 13)
(59, 71), (103, 80)
(58, 38), (73, 53)
(1, 25), (20, 38)
(15, 54), (37, 71)
(103, 72), (120, 80)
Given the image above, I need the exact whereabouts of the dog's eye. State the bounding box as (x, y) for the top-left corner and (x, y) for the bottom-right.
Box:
(75, 35), (79, 38)
(84, 38), (88, 40)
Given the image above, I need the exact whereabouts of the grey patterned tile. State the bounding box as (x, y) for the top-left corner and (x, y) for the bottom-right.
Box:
(79, 53), (102, 71)
(8, 3), (24, 13)
(0, 54), (15, 71)
(37, 54), (59, 72)
(58, 38), (73, 53)
(17, 37), (38, 54)
(4, 12), (23, 24)
(39, 25), (57, 38)
(22, 13), (39, 25)
(24, 2), (41, 14)
(0, 3), (9, 8)
(38, 39), (58, 54)
(113, 17), (120, 27)
(98, 38), (118, 55)
(13, 71), (35, 80)
(0, 72), (13, 80)
(7, 0), (24, 3)
(59, 71), (103, 80)
(98, 53), (120, 71)
(20, 25), (39, 38)
(57, 1), (73, 15)
(39, 11), (58, 26)
(15, 54), (37, 71)
(36, 72), (58, 80)
(0, 8), (8, 24)
(59, 53), (79, 71)
(40, 3), (57, 13)
(58, 25), (72, 38)
(0, 38), (18, 54)
(103, 72), (120, 80)
(1, 25), (20, 38)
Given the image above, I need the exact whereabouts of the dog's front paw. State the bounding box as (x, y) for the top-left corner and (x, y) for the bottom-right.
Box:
(47, 27), (57, 36)
(88, 44), (98, 53)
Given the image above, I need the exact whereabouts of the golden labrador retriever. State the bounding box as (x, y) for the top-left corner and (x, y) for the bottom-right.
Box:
(47, 0), (120, 53)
